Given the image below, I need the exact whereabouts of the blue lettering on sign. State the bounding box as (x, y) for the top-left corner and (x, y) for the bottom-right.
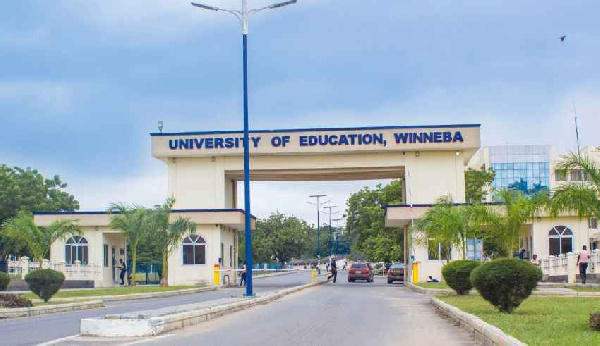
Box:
(168, 130), (465, 151)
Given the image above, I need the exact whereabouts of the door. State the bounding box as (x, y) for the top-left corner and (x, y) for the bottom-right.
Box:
(111, 247), (116, 282)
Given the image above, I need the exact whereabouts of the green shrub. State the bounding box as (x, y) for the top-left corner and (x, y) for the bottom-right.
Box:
(0, 272), (9, 291)
(471, 258), (542, 313)
(0, 293), (33, 308)
(441, 260), (481, 295)
(25, 269), (65, 302)
(590, 312), (600, 331)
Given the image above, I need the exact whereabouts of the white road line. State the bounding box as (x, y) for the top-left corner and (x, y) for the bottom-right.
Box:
(37, 334), (79, 346)
(120, 334), (174, 346)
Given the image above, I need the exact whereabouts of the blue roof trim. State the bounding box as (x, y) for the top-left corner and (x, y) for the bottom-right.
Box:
(384, 202), (504, 209)
(150, 124), (481, 137)
(34, 209), (257, 219)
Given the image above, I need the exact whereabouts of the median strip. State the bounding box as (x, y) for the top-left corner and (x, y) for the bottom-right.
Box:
(80, 280), (327, 337)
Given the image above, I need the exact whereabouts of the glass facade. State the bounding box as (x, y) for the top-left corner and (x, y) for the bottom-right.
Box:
(489, 145), (550, 200)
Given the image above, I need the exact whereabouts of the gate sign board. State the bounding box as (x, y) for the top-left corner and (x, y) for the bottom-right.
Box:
(151, 124), (480, 158)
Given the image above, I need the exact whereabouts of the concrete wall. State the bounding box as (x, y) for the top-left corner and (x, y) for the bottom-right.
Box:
(168, 224), (221, 286)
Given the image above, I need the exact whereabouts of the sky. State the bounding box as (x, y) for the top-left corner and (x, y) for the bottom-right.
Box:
(1, 0), (599, 226)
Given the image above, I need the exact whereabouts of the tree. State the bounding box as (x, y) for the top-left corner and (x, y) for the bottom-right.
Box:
(550, 152), (600, 220)
(150, 198), (197, 286)
(345, 180), (403, 262)
(108, 203), (149, 286)
(479, 189), (546, 256)
(416, 196), (485, 260)
(0, 164), (79, 260)
(465, 165), (495, 203)
(2, 212), (80, 263)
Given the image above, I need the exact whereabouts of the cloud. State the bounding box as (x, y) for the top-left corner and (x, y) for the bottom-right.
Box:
(56, 0), (328, 43)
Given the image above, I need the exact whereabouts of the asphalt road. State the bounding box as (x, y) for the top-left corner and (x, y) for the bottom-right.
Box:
(113, 272), (477, 346)
(1, 272), (312, 346)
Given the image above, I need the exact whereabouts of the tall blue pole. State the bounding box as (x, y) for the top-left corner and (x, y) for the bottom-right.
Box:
(242, 33), (253, 297)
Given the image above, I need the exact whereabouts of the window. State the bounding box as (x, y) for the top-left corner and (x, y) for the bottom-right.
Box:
(570, 170), (589, 182)
(103, 244), (109, 268)
(555, 169), (567, 181)
(65, 236), (89, 265)
(589, 218), (598, 230)
(548, 226), (573, 256)
(428, 240), (451, 261)
(466, 239), (483, 261)
(182, 235), (206, 265)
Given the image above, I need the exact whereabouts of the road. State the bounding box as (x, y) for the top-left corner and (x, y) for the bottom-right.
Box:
(65, 272), (477, 346)
(1, 272), (311, 346)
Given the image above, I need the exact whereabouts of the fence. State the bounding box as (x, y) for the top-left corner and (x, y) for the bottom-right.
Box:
(540, 249), (600, 282)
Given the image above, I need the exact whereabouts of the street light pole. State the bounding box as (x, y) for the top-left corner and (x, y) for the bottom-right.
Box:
(191, 0), (297, 298)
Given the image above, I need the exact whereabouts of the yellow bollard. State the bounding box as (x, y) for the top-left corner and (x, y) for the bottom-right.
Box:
(310, 268), (317, 283)
(214, 264), (220, 286)
(412, 262), (419, 283)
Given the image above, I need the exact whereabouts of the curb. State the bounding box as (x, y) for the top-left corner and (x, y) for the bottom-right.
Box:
(80, 280), (327, 337)
(405, 282), (460, 295)
(431, 297), (525, 346)
(0, 300), (104, 319)
(407, 282), (600, 297)
(27, 286), (218, 304)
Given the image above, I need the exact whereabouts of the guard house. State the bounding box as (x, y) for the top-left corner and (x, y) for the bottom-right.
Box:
(34, 210), (253, 287)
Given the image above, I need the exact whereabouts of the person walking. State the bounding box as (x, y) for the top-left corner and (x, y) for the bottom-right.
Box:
(118, 259), (127, 286)
(330, 257), (337, 283)
(518, 248), (526, 260)
(240, 263), (247, 287)
(577, 245), (590, 285)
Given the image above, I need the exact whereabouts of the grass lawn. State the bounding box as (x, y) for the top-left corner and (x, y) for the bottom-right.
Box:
(440, 295), (600, 345)
(572, 286), (600, 292)
(21, 285), (195, 300)
(415, 282), (450, 289)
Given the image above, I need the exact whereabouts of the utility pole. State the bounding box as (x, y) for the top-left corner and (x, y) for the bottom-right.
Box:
(323, 205), (337, 257)
(308, 194), (327, 265)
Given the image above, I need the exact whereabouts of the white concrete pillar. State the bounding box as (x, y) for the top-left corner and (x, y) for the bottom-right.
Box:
(21, 256), (29, 279)
(566, 253), (577, 283)
(42, 259), (50, 269)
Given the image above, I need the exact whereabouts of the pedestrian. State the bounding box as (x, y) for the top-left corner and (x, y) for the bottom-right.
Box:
(483, 253), (491, 262)
(577, 245), (590, 285)
(330, 257), (337, 283)
(518, 248), (526, 260)
(240, 263), (247, 287)
(343, 261), (347, 271)
(530, 254), (541, 267)
(118, 259), (127, 286)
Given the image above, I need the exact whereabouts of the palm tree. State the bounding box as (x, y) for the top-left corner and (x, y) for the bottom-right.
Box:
(151, 198), (196, 286)
(416, 196), (485, 260)
(478, 189), (547, 256)
(550, 152), (600, 220)
(108, 203), (149, 286)
(2, 211), (80, 264)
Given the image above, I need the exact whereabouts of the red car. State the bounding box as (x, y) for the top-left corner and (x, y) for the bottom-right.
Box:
(348, 263), (374, 282)
(387, 263), (405, 284)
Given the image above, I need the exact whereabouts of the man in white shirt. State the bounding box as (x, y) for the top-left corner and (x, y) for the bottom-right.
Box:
(577, 245), (590, 285)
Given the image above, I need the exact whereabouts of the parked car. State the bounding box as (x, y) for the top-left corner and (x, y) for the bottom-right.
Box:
(387, 263), (405, 284)
(348, 262), (374, 282)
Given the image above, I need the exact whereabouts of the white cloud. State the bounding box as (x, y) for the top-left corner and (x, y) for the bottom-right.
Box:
(70, 168), (168, 210)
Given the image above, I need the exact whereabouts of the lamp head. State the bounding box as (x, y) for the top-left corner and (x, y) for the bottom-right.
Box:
(158, 121), (164, 133)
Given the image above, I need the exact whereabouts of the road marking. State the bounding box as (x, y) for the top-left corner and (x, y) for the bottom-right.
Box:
(120, 334), (174, 346)
(37, 334), (79, 346)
